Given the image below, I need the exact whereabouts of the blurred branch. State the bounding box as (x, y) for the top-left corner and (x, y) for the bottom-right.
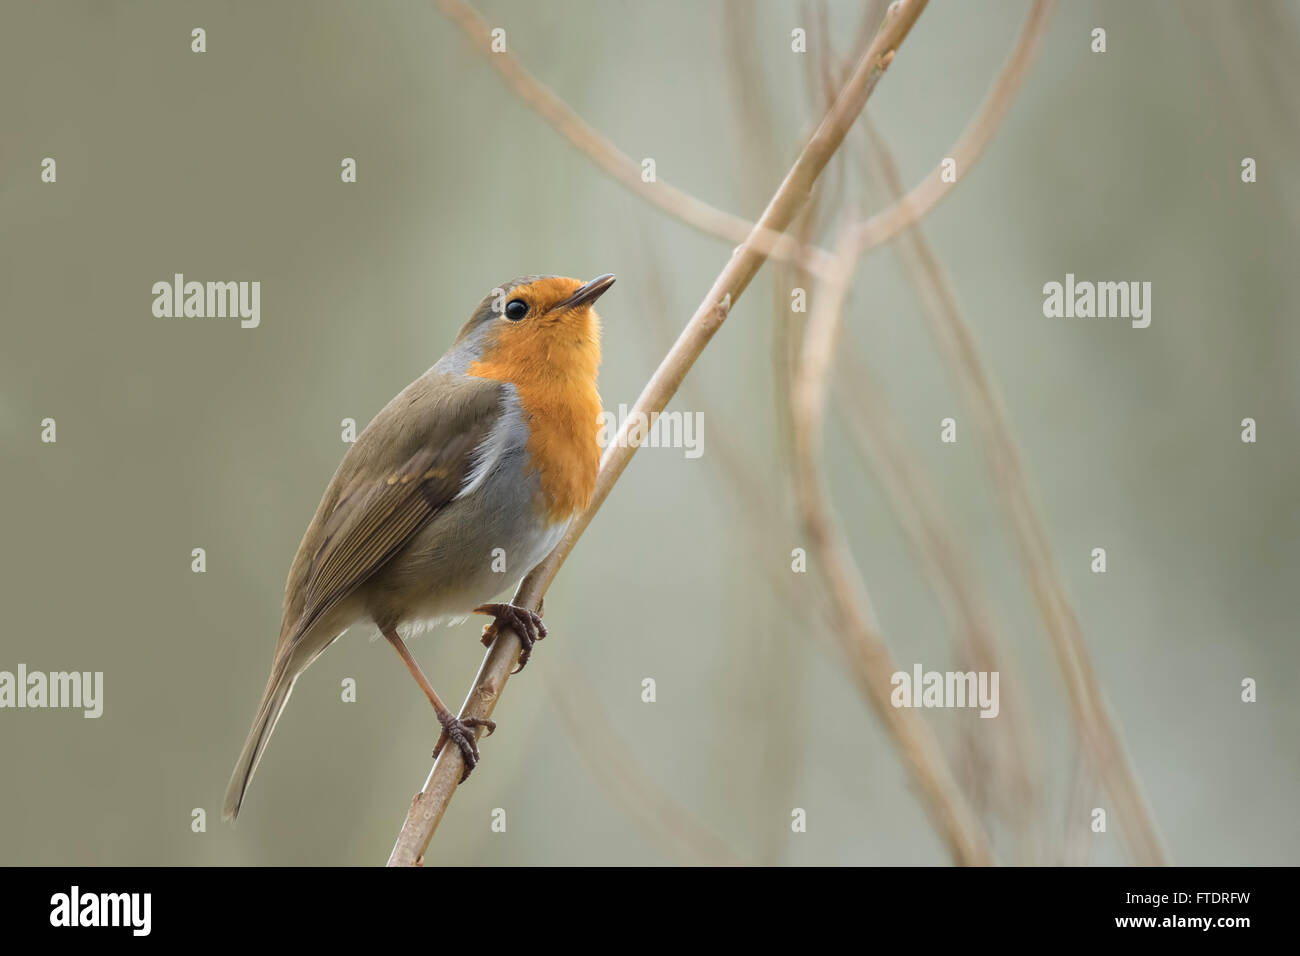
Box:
(641, 270), (828, 864)
(438, 0), (1018, 276)
(547, 668), (748, 866)
(1062, 744), (1098, 866)
(780, 0), (1041, 860)
(754, 3), (1054, 864)
(721, 7), (848, 863)
(831, 4), (1051, 842)
(721, 0), (786, 214)
(389, 0), (931, 866)
(856, 110), (1168, 866)
(848, 0), (1055, 252)
(833, 345), (1042, 860)
(434, 0), (831, 273)
(790, 225), (993, 866)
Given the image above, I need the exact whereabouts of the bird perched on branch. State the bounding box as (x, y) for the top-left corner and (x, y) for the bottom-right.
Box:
(223, 273), (613, 821)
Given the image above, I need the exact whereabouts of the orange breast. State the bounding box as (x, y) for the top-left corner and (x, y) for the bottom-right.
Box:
(468, 305), (602, 524)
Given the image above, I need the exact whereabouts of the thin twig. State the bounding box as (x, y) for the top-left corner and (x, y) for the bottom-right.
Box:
(790, 226), (994, 866)
(718, 11), (853, 864)
(788, 1), (1042, 860)
(855, 101), (1168, 867)
(832, 352), (1042, 860)
(1062, 744), (1098, 866)
(388, 0), (931, 866)
(848, 0), (1056, 252)
(435, 0), (1011, 276)
(434, 0), (831, 274)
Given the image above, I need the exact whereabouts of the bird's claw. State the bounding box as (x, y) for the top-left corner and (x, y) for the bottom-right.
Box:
(474, 602), (548, 673)
(432, 715), (497, 781)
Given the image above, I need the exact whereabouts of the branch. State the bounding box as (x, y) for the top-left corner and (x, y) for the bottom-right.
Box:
(831, 352), (1043, 858)
(437, 0), (1025, 276)
(848, 0), (1056, 252)
(779, 2), (1044, 860)
(856, 101), (1168, 866)
(388, 0), (931, 866)
(433, 0), (831, 274)
(789, 226), (994, 866)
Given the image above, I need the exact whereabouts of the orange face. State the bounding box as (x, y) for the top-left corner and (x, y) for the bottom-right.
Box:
(476, 277), (603, 383)
(468, 276), (609, 522)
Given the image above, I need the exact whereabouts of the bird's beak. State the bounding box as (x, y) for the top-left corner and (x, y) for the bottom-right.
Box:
(555, 274), (615, 311)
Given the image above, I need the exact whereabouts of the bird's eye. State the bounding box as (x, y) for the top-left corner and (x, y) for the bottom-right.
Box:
(504, 299), (528, 321)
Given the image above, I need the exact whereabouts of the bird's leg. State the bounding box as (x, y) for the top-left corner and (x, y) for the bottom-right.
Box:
(381, 625), (495, 781)
(473, 602), (548, 673)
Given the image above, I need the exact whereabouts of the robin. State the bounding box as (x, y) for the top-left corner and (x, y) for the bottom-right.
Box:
(222, 273), (613, 822)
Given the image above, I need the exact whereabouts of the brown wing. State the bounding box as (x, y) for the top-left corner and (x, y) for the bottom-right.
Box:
(284, 374), (505, 645)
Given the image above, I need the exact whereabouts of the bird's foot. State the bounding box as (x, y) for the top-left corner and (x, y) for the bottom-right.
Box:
(474, 602), (547, 673)
(432, 714), (497, 781)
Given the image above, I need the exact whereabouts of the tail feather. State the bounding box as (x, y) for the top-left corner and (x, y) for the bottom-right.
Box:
(223, 660), (297, 823)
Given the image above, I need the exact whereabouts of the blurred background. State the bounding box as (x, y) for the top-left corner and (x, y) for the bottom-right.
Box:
(1, 0), (1297, 865)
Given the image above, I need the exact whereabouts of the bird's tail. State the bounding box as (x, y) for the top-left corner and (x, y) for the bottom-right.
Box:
(223, 658), (297, 823)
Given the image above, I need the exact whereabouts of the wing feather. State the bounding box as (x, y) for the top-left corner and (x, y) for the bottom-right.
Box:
(286, 377), (505, 643)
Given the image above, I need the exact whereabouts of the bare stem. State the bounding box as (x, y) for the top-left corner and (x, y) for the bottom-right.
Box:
(790, 227), (995, 866)
(778, 1), (1044, 861)
(433, 0), (830, 273)
(832, 354), (1043, 859)
(436, 0), (1013, 276)
(849, 0), (1056, 251)
(857, 102), (1168, 867)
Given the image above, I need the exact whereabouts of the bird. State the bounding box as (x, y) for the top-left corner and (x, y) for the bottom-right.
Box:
(222, 273), (613, 822)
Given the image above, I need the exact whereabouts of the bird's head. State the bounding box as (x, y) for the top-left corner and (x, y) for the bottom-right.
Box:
(456, 274), (613, 384)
